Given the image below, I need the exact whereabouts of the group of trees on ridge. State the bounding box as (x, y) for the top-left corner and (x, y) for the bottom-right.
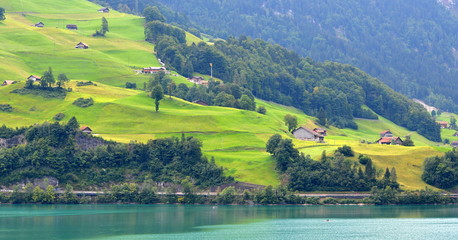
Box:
(144, 71), (257, 111)
(266, 134), (399, 191)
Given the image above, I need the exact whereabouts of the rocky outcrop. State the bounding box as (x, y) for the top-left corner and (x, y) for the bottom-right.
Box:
(0, 134), (26, 148)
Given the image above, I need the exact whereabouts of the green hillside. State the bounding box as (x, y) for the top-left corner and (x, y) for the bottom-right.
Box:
(0, 0), (453, 190)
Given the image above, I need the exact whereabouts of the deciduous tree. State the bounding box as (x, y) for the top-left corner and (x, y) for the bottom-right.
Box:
(151, 85), (164, 112)
(284, 114), (298, 132)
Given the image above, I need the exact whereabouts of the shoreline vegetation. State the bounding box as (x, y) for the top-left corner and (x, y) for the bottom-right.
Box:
(0, 184), (457, 206)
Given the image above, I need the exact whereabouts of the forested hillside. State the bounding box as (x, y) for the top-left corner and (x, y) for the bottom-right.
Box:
(153, 33), (441, 141)
(96, 0), (458, 113)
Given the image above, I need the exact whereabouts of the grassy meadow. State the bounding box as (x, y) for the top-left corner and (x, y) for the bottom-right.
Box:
(0, 0), (454, 189)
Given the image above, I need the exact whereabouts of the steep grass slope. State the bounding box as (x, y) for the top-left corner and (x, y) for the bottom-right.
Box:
(0, 0), (452, 189)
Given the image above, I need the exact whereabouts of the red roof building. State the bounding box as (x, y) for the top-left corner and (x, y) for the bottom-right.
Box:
(376, 137), (403, 145)
(380, 130), (393, 138)
(437, 121), (448, 129)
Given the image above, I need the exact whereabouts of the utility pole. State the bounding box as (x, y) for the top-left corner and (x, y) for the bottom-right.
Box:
(210, 63), (213, 79)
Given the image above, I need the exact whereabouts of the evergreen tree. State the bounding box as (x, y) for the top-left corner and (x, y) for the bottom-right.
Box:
(101, 17), (109, 35)
(41, 67), (55, 88)
(66, 116), (80, 132)
(390, 167), (397, 182)
(383, 168), (391, 180)
(0, 7), (5, 21)
(365, 159), (376, 180)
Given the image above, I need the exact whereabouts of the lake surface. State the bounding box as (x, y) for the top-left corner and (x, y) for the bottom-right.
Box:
(0, 205), (457, 240)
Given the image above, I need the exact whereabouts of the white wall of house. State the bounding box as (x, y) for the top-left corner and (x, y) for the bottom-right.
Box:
(293, 128), (316, 141)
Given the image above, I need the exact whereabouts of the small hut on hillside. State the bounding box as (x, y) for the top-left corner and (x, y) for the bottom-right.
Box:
(1, 80), (17, 86)
(75, 42), (89, 49)
(27, 75), (41, 82)
(66, 24), (78, 30)
(98, 7), (110, 13)
(80, 126), (93, 134)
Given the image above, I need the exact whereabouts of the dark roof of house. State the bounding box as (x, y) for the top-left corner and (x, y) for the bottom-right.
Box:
(453, 132), (458, 136)
(76, 42), (89, 46)
(380, 130), (392, 134)
(66, 24), (77, 27)
(98, 7), (109, 11)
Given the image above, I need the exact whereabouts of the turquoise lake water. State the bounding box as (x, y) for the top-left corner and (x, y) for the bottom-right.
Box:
(0, 205), (457, 239)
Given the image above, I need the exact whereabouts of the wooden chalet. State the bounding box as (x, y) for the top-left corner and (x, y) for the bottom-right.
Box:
(75, 42), (89, 49)
(453, 132), (458, 137)
(292, 127), (325, 142)
(98, 7), (110, 13)
(80, 126), (93, 134)
(313, 128), (327, 136)
(451, 141), (458, 148)
(27, 75), (41, 81)
(2, 80), (16, 86)
(141, 67), (166, 73)
(437, 121), (448, 129)
(66, 24), (78, 30)
(35, 22), (44, 27)
(376, 137), (403, 145)
(192, 100), (208, 106)
(380, 130), (393, 138)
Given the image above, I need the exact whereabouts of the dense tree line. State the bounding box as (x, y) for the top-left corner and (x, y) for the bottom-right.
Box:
(144, 0), (458, 113)
(422, 149), (458, 189)
(153, 27), (440, 140)
(266, 134), (399, 191)
(0, 120), (231, 188)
